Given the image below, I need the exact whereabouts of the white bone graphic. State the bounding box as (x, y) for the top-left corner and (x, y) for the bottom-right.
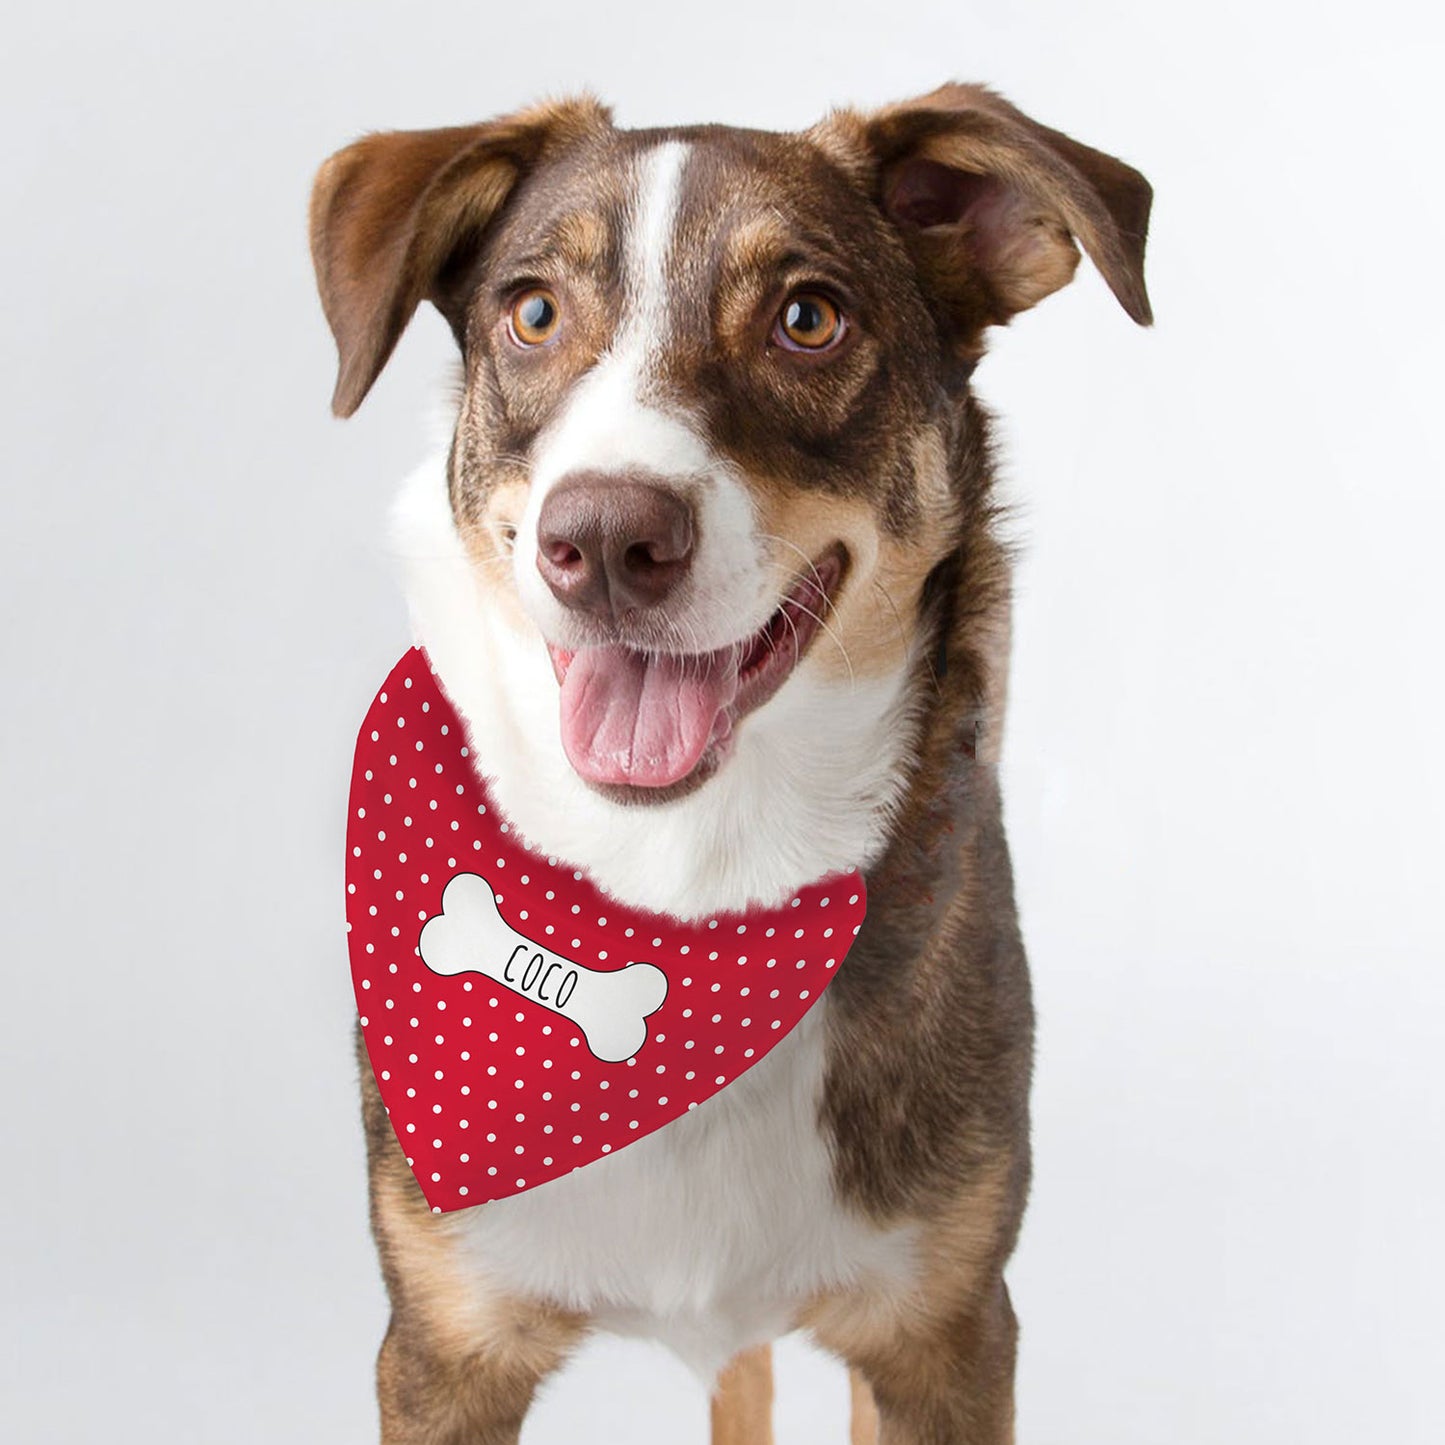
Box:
(418, 873), (668, 1063)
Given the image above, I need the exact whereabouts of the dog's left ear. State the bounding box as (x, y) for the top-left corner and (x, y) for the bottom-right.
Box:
(309, 96), (609, 417)
(817, 84), (1152, 338)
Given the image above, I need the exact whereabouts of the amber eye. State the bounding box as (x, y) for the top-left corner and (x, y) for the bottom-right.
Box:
(509, 288), (561, 346)
(775, 292), (845, 352)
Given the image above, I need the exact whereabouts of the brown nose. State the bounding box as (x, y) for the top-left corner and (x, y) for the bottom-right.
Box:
(536, 474), (695, 620)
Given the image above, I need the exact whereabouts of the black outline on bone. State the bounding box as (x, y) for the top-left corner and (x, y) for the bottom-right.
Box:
(418, 872), (668, 1062)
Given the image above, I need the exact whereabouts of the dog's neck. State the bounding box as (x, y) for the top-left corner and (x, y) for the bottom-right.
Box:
(393, 453), (943, 920)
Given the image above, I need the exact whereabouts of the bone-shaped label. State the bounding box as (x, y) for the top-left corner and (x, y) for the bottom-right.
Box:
(418, 873), (668, 1063)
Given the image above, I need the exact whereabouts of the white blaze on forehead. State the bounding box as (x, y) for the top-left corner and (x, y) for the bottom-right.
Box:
(515, 140), (769, 654)
(623, 139), (690, 368)
(528, 139), (697, 495)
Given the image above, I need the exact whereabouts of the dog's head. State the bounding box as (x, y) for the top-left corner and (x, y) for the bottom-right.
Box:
(311, 87), (1149, 810)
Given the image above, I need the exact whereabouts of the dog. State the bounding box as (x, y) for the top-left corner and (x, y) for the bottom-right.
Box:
(310, 82), (1151, 1444)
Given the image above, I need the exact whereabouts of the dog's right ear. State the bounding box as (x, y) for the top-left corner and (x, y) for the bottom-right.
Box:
(309, 97), (609, 417)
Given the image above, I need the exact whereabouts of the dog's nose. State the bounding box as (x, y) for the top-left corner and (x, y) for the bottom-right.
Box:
(536, 474), (695, 619)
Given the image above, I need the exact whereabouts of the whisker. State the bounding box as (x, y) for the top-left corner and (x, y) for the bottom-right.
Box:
(787, 597), (856, 689)
(679, 614), (706, 679)
(755, 532), (837, 616)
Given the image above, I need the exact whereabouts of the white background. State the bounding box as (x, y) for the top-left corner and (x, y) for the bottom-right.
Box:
(2, 1), (1441, 1441)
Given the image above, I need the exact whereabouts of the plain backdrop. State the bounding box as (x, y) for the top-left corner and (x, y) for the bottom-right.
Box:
(2, 1), (1441, 1441)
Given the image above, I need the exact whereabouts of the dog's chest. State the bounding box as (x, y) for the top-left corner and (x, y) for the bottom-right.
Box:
(447, 1001), (917, 1378)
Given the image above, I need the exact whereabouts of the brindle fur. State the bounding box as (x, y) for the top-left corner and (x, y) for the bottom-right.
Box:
(315, 84), (1151, 1443)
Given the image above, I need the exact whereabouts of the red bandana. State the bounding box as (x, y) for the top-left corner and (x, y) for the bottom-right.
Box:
(346, 650), (867, 1212)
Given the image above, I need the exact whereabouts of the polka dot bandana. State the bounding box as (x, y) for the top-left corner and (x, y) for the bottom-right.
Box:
(346, 650), (867, 1213)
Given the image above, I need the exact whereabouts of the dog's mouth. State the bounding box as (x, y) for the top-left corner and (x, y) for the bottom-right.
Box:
(545, 546), (846, 797)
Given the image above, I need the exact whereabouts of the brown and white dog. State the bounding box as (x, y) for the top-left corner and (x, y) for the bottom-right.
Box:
(310, 84), (1151, 1444)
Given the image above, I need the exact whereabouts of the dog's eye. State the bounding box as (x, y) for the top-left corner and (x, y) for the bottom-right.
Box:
(509, 289), (561, 347)
(774, 292), (845, 352)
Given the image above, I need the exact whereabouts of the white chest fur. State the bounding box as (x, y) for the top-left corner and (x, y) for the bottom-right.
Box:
(451, 1004), (916, 1379)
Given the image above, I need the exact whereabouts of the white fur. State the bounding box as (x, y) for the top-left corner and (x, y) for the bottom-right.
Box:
(396, 451), (913, 918)
(514, 141), (774, 657)
(455, 1010), (919, 1380)
(388, 140), (927, 1380)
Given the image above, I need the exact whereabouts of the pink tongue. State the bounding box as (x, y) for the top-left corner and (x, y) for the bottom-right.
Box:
(559, 645), (739, 788)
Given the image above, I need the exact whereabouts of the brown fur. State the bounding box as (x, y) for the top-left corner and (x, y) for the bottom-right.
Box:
(314, 83), (1151, 1443)
(710, 1344), (775, 1445)
(850, 1368), (882, 1445)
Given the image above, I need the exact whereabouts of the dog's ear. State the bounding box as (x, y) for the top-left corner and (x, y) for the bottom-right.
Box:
(309, 96), (609, 417)
(817, 84), (1152, 341)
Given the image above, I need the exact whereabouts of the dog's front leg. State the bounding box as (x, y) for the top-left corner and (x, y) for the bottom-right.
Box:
(358, 1034), (583, 1444)
(809, 1275), (1018, 1445)
(376, 1310), (576, 1445)
(840, 1280), (1017, 1445)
